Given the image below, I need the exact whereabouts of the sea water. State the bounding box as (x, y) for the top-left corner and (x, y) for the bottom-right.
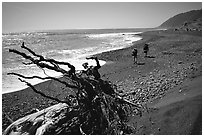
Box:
(2, 29), (142, 94)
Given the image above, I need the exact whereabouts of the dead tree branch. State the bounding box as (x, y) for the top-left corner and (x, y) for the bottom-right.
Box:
(9, 49), (74, 76)
(18, 78), (71, 105)
(116, 95), (142, 110)
(4, 42), (143, 135)
(8, 72), (78, 89)
(21, 42), (76, 75)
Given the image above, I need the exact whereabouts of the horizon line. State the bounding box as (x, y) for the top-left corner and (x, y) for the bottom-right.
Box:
(3, 26), (158, 34)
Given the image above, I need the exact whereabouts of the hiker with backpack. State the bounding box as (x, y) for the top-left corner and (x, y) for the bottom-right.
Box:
(132, 48), (138, 64)
(143, 43), (149, 57)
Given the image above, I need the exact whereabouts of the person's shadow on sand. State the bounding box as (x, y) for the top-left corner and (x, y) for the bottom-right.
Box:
(136, 62), (145, 65)
(145, 55), (155, 58)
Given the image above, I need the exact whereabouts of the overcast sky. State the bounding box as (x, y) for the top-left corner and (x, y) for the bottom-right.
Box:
(2, 2), (202, 33)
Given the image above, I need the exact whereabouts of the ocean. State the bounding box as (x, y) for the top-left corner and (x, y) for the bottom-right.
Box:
(2, 29), (144, 94)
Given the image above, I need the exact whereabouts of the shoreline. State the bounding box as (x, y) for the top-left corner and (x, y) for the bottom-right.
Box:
(2, 31), (143, 94)
(2, 59), (107, 95)
(2, 29), (202, 134)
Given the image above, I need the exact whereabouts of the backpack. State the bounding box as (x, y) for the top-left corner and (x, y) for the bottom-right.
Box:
(144, 44), (149, 51)
(132, 49), (137, 56)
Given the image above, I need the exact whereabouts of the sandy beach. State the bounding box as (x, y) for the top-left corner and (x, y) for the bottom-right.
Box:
(2, 29), (202, 134)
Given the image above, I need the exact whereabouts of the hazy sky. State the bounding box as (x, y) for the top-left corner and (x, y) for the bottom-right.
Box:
(2, 2), (202, 33)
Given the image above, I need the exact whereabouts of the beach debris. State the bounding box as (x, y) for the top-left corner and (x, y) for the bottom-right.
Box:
(4, 42), (143, 135)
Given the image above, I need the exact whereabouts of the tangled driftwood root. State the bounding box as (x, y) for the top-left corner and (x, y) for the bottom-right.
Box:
(3, 85), (139, 135)
(3, 43), (142, 135)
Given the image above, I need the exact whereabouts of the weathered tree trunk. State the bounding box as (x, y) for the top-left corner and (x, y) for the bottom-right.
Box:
(3, 103), (73, 135)
(3, 94), (138, 135)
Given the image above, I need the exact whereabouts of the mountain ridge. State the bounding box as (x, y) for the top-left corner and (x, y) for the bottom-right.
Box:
(159, 9), (202, 30)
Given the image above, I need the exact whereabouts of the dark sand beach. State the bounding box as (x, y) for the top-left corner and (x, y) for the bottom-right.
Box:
(2, 29), (202, 134)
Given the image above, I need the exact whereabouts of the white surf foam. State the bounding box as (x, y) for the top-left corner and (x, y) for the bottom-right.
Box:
(3, 31), (142, 94)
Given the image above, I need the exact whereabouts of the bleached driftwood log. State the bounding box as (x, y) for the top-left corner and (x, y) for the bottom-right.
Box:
(3, 103), (73, 135)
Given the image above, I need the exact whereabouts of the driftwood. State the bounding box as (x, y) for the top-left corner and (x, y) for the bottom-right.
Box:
(3, 103), (71, 135)
(3, 42), (142, 135)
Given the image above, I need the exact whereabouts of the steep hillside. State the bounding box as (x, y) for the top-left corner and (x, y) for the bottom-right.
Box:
(159, 9), (202, 30)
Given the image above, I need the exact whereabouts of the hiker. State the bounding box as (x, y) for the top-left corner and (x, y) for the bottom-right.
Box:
(132, 48), (138, 64)
(81, 56), (101, 80)
(143, 43), (149, 57)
